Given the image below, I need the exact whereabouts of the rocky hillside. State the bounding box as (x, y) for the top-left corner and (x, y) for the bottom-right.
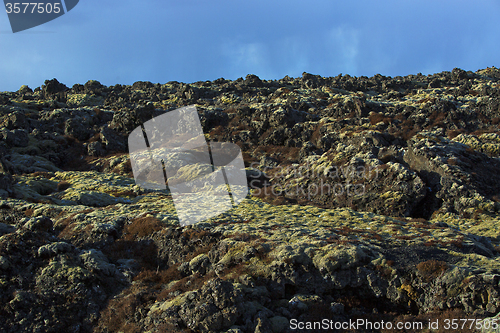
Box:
(1, 67), (500, 332)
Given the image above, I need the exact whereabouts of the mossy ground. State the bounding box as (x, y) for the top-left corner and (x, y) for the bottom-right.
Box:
(4, 168), (500, 276)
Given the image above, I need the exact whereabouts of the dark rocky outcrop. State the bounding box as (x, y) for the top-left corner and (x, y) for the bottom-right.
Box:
(1, 67), (500, 332)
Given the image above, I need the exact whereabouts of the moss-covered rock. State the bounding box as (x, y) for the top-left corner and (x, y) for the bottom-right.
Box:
(61, 190), (131, 207)
(66, 94), (104, 107)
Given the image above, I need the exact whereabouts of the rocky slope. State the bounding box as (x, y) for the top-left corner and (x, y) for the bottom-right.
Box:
(1, 67), (500, 332)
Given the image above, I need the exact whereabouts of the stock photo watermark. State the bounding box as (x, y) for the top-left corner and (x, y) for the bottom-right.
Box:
(3, 0), (79, 33)
(128, 105), (248, 227)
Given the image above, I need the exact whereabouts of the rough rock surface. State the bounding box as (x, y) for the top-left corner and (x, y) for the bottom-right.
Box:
(1, 69), (500, 331)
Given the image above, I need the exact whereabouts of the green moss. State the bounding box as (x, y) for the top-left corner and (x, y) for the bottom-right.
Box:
(66, 94), (104, 107)
(173, 163), (213, 183)
(452, 133), (500, 157)
(40, 260), (91, 284)
(399, 283), (418, 300)
(150, 291), (197, 312)
(447, 285), (461, 298)
(61, 190), (130, 207)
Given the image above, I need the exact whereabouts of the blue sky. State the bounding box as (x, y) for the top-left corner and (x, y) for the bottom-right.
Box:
(1, 0), (499, 92)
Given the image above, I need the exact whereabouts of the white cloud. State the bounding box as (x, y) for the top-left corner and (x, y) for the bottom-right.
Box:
(220, 40), (269, 78)
(326, 27), (360, 75)
(276, 36), (310, 77)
